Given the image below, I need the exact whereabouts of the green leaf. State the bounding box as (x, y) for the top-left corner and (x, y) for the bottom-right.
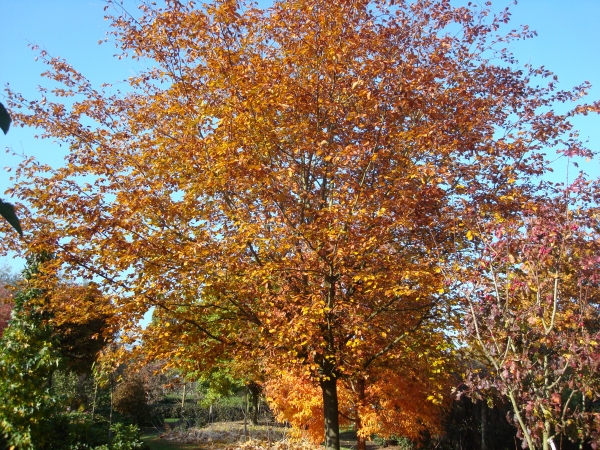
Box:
(0, 102), (11, 135)
(0, 200), (23, 236)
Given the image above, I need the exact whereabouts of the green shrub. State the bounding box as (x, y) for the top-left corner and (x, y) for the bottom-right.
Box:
(107, 423), (149, 450)
(373, 435), (414, 449)
(0, 265), (61, 449)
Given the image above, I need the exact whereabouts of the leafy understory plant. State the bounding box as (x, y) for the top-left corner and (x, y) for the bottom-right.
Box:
(463, 184), (600, 449)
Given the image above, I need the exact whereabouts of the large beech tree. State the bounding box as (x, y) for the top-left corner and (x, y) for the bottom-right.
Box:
(3, 0), (599, 448)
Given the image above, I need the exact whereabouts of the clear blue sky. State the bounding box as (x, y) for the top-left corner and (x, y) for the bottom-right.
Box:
(1, 0), (599, 272)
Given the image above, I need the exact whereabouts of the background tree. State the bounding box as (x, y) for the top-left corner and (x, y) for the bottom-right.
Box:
(0, 255), (116, 448)
(112, 374), (153, 426)
(0, 264), (19, 336)
(195, 365), (245, 409)
(0, 256), (62, 449)
(428, 394), (518, 450)
(51, 369), (95, 413)
(462, 181), (600, 450)
(49, 282), (114, 374)
(2, 0), (599, 449)
(0, 298), (12, 336)
(136, 361), (172, 406)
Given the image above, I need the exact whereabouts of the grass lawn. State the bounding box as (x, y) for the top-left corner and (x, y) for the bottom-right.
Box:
(142, 428), (207, 450)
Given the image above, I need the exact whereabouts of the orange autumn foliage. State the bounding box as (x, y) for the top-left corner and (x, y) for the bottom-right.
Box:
(265, 370), (330, 442)
(262, 321), (453, 445)
(49, 282), (114, 328)
(18, 261), (116, 373)
(2, 0), (599, 447)
(265, 357), (451, 444)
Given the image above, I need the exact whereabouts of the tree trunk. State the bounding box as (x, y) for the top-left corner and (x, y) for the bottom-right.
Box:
(108, 378), (114, 440)
(480, 401), (486, 450)
(252, 394), (259, 426)
(244, 386), (249, 441)
(356, 378), (367, 450)
(507, 390), (535, 450)
(320, 370), (341, 450)
(248, 381), (261, 425)
(543, 421), (556, 450)
(91, 379), (98, 422)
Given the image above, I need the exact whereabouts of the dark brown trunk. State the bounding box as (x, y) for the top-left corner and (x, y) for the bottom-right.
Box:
(481, 401), (486, 450)
(244, 386), (249, 441)
(356, 378), (367, 450)
(252, 395), (259, 425)
(320, 369), (340, 450)
(248, 381), (261, 425)
(321, 273), (340, 450)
